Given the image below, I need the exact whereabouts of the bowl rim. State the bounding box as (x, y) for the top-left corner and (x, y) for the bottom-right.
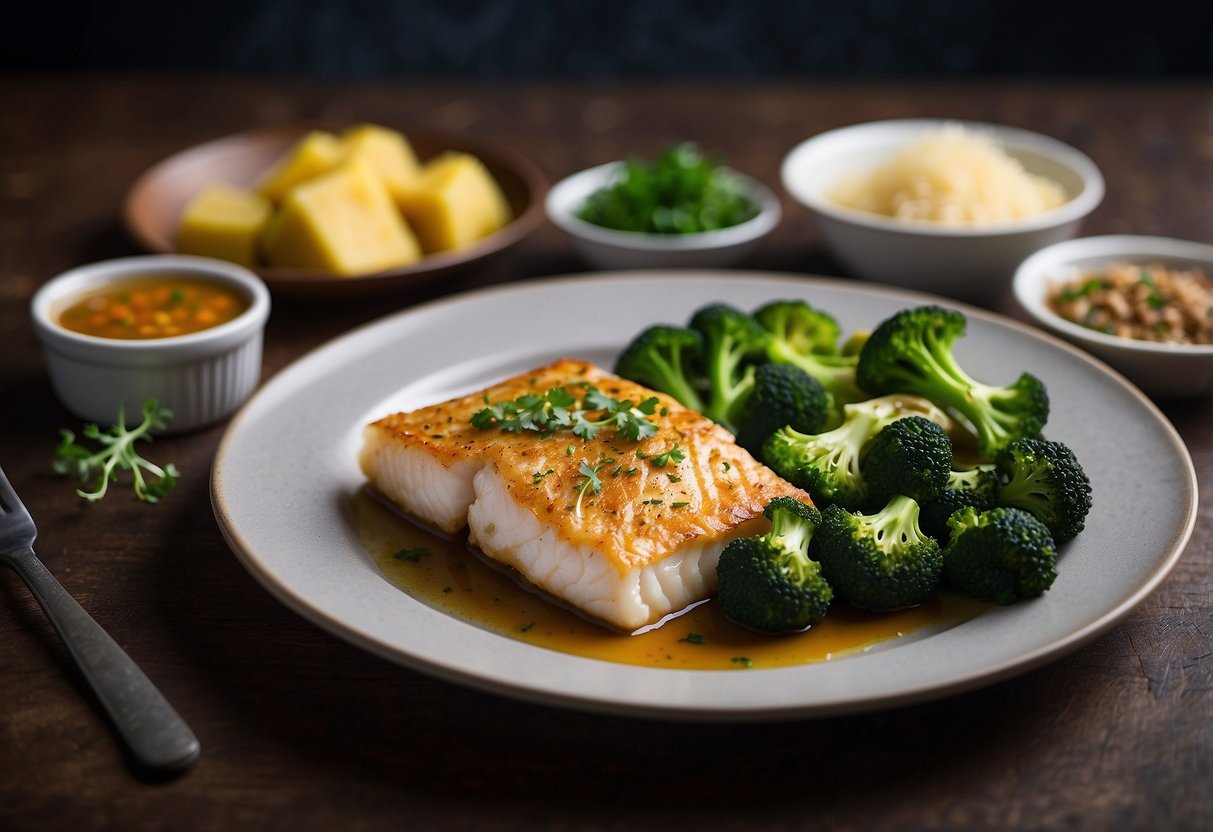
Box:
(545, 160), (782, 252)
(31, 254), (272, 362)
(1012, 234), (1213, 357)
(780, 118), (1105, 238)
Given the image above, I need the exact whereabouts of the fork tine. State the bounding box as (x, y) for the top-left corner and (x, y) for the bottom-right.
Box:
(0, 465), (37, 550)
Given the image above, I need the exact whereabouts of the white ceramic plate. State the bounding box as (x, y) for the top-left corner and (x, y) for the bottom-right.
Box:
(211, 272), (1197, 721)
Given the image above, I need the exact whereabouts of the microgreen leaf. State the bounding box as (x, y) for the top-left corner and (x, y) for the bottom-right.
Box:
(53, 399), (178, 503)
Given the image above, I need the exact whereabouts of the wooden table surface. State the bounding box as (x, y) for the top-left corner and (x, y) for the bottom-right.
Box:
(1, 75), (1210, 832)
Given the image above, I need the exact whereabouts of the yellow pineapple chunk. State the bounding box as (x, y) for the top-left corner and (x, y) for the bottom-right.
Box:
(261, 160), (421, 275)
(397, 151), (513, 254)
(176, 184), (273, 267)
(341, 124), (423, 199)
(256, 131), (343, 202)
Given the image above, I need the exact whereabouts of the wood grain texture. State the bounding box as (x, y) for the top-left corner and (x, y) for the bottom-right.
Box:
(0, 74), (1210, 832)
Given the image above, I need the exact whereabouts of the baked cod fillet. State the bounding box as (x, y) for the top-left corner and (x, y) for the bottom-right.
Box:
(359, 359), (808, 631)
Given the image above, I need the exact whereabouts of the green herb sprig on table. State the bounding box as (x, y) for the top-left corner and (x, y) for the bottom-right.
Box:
(53, 398), (179, 503)
(577, 142), (760, 235)
(472, 385), (659, 442)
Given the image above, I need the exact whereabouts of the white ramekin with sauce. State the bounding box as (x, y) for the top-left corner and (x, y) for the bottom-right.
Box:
(31, 255), (271, 433)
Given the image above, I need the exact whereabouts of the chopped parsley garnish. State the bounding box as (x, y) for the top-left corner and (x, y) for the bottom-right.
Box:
(470, 386), (575, 434)
(573, 387), (660, 441)
(392, 547), (431, 562)
(649, 442), (686, 467)
(731, 656), (753, 668)
(1060, 277), (1106, 302)
(679, 633), (706, 645)
(671, 501), (689, 508)
(573, 460), (607, 519)
(575, 142), (760, 234)
(472, 384), (658, 442)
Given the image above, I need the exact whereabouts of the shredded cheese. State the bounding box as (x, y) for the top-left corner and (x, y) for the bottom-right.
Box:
(830, 124), (1067, 226)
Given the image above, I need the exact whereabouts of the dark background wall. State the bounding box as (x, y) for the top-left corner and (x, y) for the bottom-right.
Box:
(6, 0), (1213, 78)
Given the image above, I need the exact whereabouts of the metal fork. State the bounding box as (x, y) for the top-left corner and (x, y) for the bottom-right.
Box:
(0, 465), (200, 774)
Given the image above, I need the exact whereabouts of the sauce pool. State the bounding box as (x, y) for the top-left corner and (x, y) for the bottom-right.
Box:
(57, 274), (249, 340)
(352, 488), (988, 670)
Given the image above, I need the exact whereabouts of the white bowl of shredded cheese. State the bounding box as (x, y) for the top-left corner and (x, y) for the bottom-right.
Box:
(781, 119), (1104, 305)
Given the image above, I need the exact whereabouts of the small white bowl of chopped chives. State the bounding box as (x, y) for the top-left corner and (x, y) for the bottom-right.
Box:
(545, 143), (781, 270)
(1013, 235), (1213, 398)
(781, 119), (1104, 305)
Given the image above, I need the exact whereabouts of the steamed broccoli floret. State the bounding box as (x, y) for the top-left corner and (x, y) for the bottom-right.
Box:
(815, 495), (943, 611)
(860, 415), (952, 507)
(715, 497), (832, 634)
(752, 300), (866, 423)
(995, 438), (1092, 543)
(761, 395), (951, 510)
(917, 463), (1001, 542)
(856, 305), (1049, 457)
(689, 303), (769, 433)
(614, 325), (707, 414)
(735, 363), (830, 455)
(943, 506), (1058, 604)
(762, 396), (906, 510)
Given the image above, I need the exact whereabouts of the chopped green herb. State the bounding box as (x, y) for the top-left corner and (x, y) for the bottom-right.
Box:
(532, 469), (555, 484)
(576, 142), (760, 234)
(573, 460), (607, 519)
(671, 501), (690, 508)
(1147, 294), (1166, 310)
(667, 475), (681, 483)
(442, 586), (453, 593)
(1060, 277), (1106, 302)
(393, 547), (431, 562)
(472, 385), (658, 443)
(649, 442), (685, 467)
(470, 386), (575, 434)
(730, 656), (753, 668)
(679, 633), (706, 645)
(520, 622), (535, 633)
(572, 388), (659, 441)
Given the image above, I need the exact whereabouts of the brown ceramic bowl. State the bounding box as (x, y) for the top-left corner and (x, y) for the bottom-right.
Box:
(123, 126), (548, 299)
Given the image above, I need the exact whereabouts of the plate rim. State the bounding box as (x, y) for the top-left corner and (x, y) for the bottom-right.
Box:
(211, 270), (1198, 721)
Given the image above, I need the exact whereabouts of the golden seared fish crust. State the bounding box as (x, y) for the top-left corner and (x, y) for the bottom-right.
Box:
(359, 358), (808, 631)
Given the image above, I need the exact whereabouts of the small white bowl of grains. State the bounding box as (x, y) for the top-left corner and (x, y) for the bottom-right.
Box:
(1013, 235), (1213, 398)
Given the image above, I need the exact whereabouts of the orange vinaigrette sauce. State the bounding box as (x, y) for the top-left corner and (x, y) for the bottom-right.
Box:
(58, 275), (249, 340)
(352, 489), (988, 670)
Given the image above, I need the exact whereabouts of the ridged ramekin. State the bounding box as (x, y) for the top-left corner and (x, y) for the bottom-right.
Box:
(31, 255), (271, 433)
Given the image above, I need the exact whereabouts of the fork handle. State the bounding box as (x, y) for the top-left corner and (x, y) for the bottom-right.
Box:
(6, 548), (200, 774)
